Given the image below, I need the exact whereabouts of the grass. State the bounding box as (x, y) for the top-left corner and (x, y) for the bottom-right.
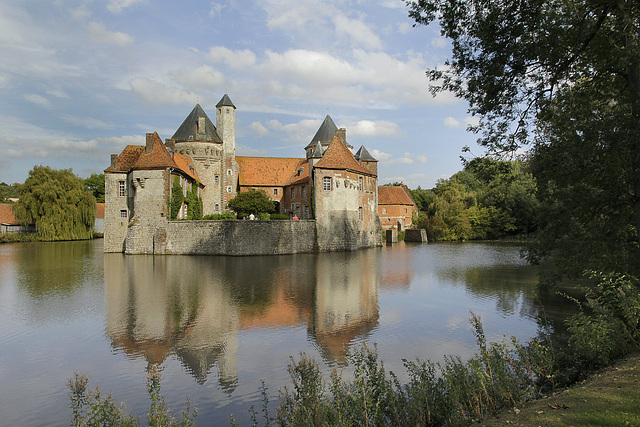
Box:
(479, 353), (640, 426)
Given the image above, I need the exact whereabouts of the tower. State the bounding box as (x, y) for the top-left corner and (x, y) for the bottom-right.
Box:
(216, 94), (238, 206)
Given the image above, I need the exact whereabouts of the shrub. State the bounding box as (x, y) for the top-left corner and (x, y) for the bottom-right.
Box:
(202, 212), (236, 220)
(269, 214), (289, 220)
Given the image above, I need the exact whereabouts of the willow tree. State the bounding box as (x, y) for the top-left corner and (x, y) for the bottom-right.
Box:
(407, 0), (640, 273)
(14, 166), (96, 241)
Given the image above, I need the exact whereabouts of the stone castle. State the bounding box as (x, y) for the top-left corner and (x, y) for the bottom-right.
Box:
(104, 94), (383, 255)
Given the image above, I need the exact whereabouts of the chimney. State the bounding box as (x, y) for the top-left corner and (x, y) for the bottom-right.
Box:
(165, 138), (176, 152)
(110, 154), (118, 169)
(336, 128), (347, 146)
(145, 133), (154, 154)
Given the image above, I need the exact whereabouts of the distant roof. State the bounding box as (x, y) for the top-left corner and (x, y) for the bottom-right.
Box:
(378, 185), (416, 207)
(236, 156), (305, 187)
(95, 203), (105, 219)
(355, 145), (377, 162)
(305, 115), (338, 149)
(215, 94), (236, 109)
(171, 104), (222, 143)
(0, 203), (18, 225)
(313, 136), (375, 176)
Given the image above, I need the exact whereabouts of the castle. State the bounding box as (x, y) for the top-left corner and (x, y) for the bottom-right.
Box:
(104, 94), (383, 255)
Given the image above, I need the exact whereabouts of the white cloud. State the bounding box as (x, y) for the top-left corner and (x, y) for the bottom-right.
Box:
(333, 14), (382, 51)
(264, 118), (322, 142)
(464, 116), (480, 128)
(431, 38), (449, 48)
(338, 120), (402, 137)
(237, 144), (268, 156)
(169, 65), (225, 90)
(206, 46), (257, 69)
(46, 88), (69, 98)
(398, 22), (412, 35)
(0, 72), (11, 88)
(444, 117), (462, 128)
(374, 151), (428, 165)
(107, 0), (145, 14)
(249, 121), (270, 137)
(129, 78), (196, 106)
(370, 149), (392, 161)
(61, 114), (115, 130)
(209, 2), (225, 18)
(88, 21), (134, 46)
(24, 94), (50, 107)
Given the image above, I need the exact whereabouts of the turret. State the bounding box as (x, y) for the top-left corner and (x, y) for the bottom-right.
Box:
(216, 94), (236, 155)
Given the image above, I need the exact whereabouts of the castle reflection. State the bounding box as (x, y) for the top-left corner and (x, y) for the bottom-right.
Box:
(104, 249), (403, 387)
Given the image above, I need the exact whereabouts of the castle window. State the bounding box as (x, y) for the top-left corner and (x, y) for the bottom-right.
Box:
(359, 207), (363, 220)
(120, 209), (127, 218)
(226, 186), (232, 193)
(323, 177), (332, 191)
(359, 177), (363, 191)
(118, 181), (126, 197)
(227, 169), (232, 175)
(215, 175), (219, 184)
(291, 187), (295, 199)
(215, 204), (219, 212)
(274, 188), (278, 196)
(302, 186), (306, 199)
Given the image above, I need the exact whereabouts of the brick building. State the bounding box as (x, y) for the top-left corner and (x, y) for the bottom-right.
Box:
(378, 185), (418, 230)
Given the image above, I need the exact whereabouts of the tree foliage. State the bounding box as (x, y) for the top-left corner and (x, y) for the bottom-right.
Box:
(170, 177), (184, 220)
(83, 173), (105, 203)
(0, 182), (21, 202)
(227, 189), (276, 218)
(407, 0), (640, 273)
(14, 166), (95, 241)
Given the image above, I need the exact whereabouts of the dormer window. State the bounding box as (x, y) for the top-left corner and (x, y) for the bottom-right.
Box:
(197, 116), (205, 134)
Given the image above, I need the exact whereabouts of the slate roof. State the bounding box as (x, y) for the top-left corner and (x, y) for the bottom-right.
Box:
(215, 93), (236, 109)
(313, 136), (375, 176)
(355, 145), (377, 162)
(305, 115), (338, 150)
(171, 104), (222, 143)
(0, 203), (18, 225)
(378, 185), (416, 206)
(236, 156), (304, 187)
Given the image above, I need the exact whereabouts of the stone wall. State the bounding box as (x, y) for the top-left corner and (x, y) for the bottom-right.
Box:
(404, 228), (427, 242)
(165, 220), (317, 255)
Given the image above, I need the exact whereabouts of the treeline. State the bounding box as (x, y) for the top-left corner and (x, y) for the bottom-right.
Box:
(408, 157), (538, 242)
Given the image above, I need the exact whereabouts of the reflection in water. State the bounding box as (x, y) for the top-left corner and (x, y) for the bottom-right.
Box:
(104, 250), (386, 387)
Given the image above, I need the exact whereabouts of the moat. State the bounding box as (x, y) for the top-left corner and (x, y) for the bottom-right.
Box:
(0, 239), (573, 426)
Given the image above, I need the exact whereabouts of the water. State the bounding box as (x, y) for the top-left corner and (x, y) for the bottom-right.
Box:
(0, 239), (566, 426)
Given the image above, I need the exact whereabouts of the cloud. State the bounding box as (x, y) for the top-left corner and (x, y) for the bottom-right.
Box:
(129, 78), (196, 106)
(88, 21), (134, 46)
(61, 114), (115, 130)
(24, 94), (50, 107)
(264, 118), (322, 142)
(333, 14), (382, 51)
(249, 121), (270, 137)
(431, 38), (449, 48)
(373, 150), (428, 165)
(398, 22), (412, 35)
(107, 0), (145, 14)
(338, 120), (402, 137)
(237, 144), (268, 156)
(209, 2), (225, 18)
(370, 149), (392, 161)
(206, 46), (257, 69)
(464, 116), (480, 128)
(444, 117), (462, 128)
(169, 65), (225, 90)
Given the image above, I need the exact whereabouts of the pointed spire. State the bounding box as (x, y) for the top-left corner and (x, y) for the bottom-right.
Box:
(216, 94), (236, 109)
(310, 141), (324, 159)
(355, 145), (377, 162)
(171, 104), (222, 143)
(305, 115), (338, 149)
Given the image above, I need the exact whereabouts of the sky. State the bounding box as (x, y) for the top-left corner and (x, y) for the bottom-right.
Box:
(0, 0), (482, 188)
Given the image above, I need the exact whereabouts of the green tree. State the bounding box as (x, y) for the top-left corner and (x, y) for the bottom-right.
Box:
(407, 0), (640, 272)
(14, 166), (95, 241)
(170, 177), (184, 220)
(83, 173), (105, 203)
(227, 189), (275, 218)
(410, 187), (435, 211)
(0, 182), (21, 202)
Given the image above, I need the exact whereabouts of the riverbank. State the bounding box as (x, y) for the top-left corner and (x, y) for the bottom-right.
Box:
(0, 233), (103, 243)
(479, 353), (640, 426)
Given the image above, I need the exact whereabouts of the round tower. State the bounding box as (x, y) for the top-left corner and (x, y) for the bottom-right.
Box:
(216, 94), (239, 206)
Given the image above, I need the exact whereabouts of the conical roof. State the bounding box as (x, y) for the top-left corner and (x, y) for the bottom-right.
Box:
(216, 94), (236, 109)
(305, 115), (338, 149)
(355, 145), (377, 162)
(310, 141), (324, 159)
(171, 104), (222, 143)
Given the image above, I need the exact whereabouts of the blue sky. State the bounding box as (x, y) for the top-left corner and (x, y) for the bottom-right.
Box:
(0, 0), (481, 188)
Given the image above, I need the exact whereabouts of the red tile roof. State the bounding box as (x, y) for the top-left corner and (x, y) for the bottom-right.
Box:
(95, 203), (105, 219)
(313, 136), (374, 176)
(378, 185), (416, 206)
(285, 159), (310, 186)
(105, 133), (201, 184)
(236, 156), (303, 187)
(0, 203), (18, 225)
